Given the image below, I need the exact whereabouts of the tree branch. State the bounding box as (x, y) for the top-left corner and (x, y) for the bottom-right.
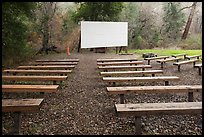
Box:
(177, 4), (194, 13)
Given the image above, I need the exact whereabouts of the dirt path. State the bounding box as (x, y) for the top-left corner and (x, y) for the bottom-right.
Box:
(2, 51), (202, 135)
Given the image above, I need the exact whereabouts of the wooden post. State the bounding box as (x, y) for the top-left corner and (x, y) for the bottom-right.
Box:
(148, 60), (150, 65)
(198, 67), (201, 75)
(113, 82), (116, 87)
(161, 62), (164, 69)
(164, 81), (169, 86)
(119, 94), (125, 104)
(178, 65), (181, 71)
(53, 80), (57, 85)
(152, 74), (155, 77)
(13, 112), (21, 135)
(193, 62), (196, 67)
(135, 116), (142, 135)
(188, 92), (193, 102)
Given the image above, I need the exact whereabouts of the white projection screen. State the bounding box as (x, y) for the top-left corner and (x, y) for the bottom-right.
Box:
(81, 21), (128, 48)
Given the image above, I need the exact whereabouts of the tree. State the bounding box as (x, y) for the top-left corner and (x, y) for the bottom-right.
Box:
(162, 2), (186, 41)
(72, 2), (124, 23)
(181, 2), (197, 39)
(35, 2), (58, 54)
(2, 2), (36, 66)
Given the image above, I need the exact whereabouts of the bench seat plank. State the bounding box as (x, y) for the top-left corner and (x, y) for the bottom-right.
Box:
(194, 63), (202, 67)
(17, 65), (75, 69)
(2, 75), (68, 81)
(173, 59), (199, 65)
(107, 85), (202, 94)
(98, 65), (152, 70)
(2, 85), (59, 93)
(103, 76), (179, 82)
(172, 53), (187, 58)
(144, 56), (169, 60)
(3, 69), (72, 75)
(100, 70), (163, 76)
(2, 98), (44, 112)
(156, 57), (181, 63)
(144, 56), (169, 64)
(35, 59), (79, 62)
(185, 55), (201, 60)
(115, 102), (202, 116)
(97, 61), (143, 66)
(97, 58), (138, 62)
(31, 62), (78, 65)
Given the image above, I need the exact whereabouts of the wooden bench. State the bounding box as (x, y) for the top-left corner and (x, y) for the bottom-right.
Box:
(194, 63), (202, 75)
(2, 98), (44, 134)
(31, 62), (78, 65)
(144, 56), (169, 65)
(107, 85), (202, 103)
(97, 61), (144, 66)
(103, 76), (179, 86)
(2, 85), (59, 93)
(98, 65), (152, 72)
(3, 69), (72, 76)
(156, 57), (182, 69)
(100, 70), (163, 77)
(97, 58), (138, 63)
(17, 65), (75, 70)
(35, 59), (79, 62)
(185, 55), (201, 60)
(171, 53), (187, 58)
(115, 102), (202, 135)
(2, 75), (68, 84)
(173, 59), (199, 71)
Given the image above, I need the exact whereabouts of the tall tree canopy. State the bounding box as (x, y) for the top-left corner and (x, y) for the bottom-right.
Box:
(72, 2), (124, 23)
(2, 2), (36, 66)
(162, 2), (186, 40)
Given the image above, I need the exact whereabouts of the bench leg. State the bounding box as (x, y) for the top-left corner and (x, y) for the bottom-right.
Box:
(178, 65), (180, 71)
(147, 60), (150, 65)
(119, 94), (125, 104)
(164, 81), (169, 86)
(13, 112), (21, 135)
(135, 116), (142, 135)
(198, 67), (201, 75)
(188, 92), (193, 102)
(161, 62), (163, 69)
(193, 62), (196, 67)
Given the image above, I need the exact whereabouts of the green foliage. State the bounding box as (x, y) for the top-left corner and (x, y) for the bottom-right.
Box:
(119, 2), (140, 46)
(71, 2), (124, 23)
(2, 2), (36, 67)
(162, 2), (186, 40)
(62, 6), (78, 37)
(179, 34), (202, 50)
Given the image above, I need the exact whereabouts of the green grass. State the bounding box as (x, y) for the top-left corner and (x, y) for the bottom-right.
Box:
(129, 49), (202, 57)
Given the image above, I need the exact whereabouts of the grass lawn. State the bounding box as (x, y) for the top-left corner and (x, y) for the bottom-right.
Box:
(128, 49), (202, 57)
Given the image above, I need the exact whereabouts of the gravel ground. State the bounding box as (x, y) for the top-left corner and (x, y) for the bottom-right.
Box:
(2, 49), (202, 135)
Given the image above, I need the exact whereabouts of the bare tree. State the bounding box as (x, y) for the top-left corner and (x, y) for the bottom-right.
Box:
(36, 2), (58, 54)
(181, 2), (197, 40)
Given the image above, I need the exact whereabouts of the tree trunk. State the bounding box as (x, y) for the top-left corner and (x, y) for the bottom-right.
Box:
(181, 2), (197, 40)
